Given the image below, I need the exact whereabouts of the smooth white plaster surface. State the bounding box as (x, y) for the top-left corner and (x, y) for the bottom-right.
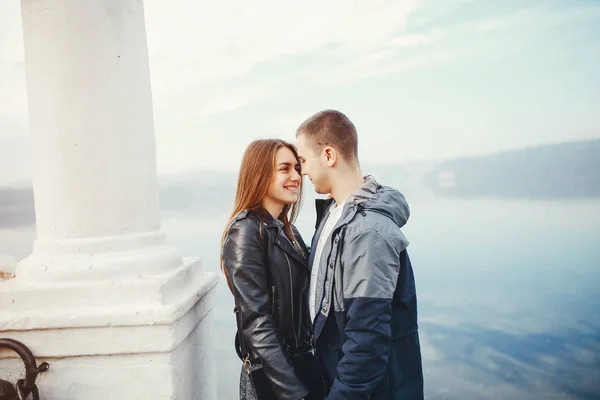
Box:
(0, 1), (219, 398)
(16, 0), (180, 283)
(0, 259), (218, 399)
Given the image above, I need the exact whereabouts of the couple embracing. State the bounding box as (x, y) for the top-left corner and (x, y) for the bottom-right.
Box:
(220, 110), (424, 400)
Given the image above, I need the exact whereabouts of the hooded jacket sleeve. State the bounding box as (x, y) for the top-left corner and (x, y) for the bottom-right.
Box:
(326, 228), (404, 400)
(223, 218), (308, 400)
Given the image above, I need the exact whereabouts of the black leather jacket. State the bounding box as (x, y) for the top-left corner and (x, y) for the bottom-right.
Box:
(223, 208), (312, 400)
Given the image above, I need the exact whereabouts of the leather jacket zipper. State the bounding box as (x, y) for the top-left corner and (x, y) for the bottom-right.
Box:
(271, 285), (277, 325)
(285, 254), (299, 349)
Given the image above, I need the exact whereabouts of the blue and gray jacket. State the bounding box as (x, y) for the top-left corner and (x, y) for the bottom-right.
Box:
(309, 175), (424, 400)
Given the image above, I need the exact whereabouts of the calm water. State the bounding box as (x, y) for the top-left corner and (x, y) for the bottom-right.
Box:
(2, 194), (599, 399)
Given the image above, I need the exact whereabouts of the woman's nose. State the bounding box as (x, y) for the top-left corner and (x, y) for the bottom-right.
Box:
(291, 169), (301, 181)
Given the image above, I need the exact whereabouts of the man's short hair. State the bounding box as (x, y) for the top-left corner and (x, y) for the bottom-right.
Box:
(296, 109), (358, 162)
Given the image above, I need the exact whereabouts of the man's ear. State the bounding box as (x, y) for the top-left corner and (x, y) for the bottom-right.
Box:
(323, 146), (337, 167)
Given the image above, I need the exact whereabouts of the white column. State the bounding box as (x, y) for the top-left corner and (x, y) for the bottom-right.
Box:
(16, 0), (179, 283)
(0, 1), (218, 398)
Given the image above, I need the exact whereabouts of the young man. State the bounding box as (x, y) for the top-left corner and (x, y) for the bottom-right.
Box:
(295, 110), (424, 400)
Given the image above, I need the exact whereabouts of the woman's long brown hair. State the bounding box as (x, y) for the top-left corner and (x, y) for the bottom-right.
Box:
(220, 139), (304, 293)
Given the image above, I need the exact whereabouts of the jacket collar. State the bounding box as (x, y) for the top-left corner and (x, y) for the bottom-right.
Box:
(250, 206), (282, 228)
(314, 198), (335, 229)
(346, 174), (379, 206)
(251, 206), (307, 264)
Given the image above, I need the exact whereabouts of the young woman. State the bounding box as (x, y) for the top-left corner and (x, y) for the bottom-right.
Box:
(220, 139), (324, 400)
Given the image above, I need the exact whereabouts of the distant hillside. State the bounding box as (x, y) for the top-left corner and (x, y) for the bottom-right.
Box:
(425, 139), (600, 199)
(158, 178), (235, 213)
(3, 139), (598, 229)
(0, 187), (35, 228)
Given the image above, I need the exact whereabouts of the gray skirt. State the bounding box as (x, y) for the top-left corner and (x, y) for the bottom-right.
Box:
(239, 363), (260, 400)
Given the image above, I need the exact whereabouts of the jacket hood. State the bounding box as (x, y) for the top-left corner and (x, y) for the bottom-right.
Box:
(347, 175), (410, 228)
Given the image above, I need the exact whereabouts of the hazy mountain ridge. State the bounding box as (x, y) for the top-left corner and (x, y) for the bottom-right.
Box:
(425, 139), (600, 199)
(2, 139), (599, 228)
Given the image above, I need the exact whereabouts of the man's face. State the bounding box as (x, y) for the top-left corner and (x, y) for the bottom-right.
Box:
(296, 134), (331, 195)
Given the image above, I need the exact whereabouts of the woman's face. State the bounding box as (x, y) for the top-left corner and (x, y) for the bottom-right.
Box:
(265, 146), (302, 207)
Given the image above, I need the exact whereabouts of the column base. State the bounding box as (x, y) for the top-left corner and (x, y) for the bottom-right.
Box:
(0, 258), (218, 399)
(16, 231), (182, 283)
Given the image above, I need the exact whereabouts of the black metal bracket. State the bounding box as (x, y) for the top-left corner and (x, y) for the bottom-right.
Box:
(0, 338), (49, 399)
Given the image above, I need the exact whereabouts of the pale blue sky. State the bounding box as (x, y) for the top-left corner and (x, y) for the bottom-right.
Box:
(0, 0), (599, 184)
